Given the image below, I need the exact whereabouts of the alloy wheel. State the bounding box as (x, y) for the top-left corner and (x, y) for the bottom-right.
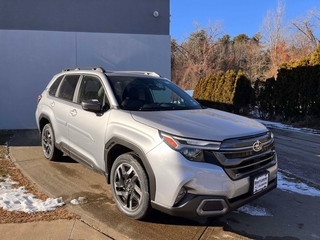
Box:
(42, 127), (53, 158)
(113, 163), (142, 212)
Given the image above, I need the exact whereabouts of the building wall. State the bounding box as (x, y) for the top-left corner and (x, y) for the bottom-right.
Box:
(0, 0), (170, 129)
(0, 0), (169, 34)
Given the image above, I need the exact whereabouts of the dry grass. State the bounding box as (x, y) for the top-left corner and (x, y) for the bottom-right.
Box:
(0, 131), (78, 223)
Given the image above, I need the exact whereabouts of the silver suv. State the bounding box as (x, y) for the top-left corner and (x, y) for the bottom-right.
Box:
(35, 67), (278, 219)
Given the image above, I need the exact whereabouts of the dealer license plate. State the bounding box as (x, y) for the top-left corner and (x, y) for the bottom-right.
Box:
(253, 173), (269, 194)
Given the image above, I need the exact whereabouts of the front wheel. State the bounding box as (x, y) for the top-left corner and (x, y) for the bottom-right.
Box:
(41, 123), (63, 161)
(110, 153), (151, 219)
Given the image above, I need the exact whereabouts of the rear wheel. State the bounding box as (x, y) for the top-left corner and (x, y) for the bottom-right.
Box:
(41, 123), (63, 161)
(110, 153), (151, 219)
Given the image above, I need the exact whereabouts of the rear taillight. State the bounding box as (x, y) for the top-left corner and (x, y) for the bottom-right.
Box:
(37, 95), (42, 103)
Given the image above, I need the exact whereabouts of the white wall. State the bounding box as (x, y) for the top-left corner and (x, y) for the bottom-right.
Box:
(0, 30), (171, 129)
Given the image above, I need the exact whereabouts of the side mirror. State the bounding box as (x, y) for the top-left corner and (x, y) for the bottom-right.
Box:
(81, 99), (101, 113)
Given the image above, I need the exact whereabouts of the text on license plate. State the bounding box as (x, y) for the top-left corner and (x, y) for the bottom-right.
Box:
(253, 173), (269, 194)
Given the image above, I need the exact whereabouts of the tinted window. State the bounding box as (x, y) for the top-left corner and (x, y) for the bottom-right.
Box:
(58, 75), (80, 101)
(49, 76), (63, 96)
(78, 76), (100, 102)
(78, 75), (109, 110)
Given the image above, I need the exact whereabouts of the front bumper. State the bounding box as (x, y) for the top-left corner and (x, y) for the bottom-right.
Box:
(151, 176), (277, 218)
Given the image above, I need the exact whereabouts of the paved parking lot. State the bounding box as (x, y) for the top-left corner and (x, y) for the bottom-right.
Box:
(7, 129), (320, 240)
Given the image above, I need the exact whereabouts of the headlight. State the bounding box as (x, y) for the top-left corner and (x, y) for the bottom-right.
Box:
(180, 148), (204, 162)
(159, 131), (221, 162)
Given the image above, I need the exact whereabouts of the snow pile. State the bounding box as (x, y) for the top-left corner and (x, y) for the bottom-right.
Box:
(277, 172), (320, 197)
(258, 119), (320, 134)
(0, 176), (65, 213)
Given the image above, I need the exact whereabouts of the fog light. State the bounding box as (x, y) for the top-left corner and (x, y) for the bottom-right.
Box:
(174, 188), (187, 204)
(203, 201), (224, 211)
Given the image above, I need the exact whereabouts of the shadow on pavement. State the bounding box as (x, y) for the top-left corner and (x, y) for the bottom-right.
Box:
(55, 155), (78, 164)
(143, 209), (220, 226)
(9, 129), (41, 147)
(9, 129), (78, 164)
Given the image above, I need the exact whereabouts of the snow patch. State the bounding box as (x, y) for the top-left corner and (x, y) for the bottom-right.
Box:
(277, 172), (320, 197)
(5, 141), (10, 159)
(257, 119), (320, 134)
(0, 176), (65, 213)
(237, 204), (273, 216)
(185, 90), (194, 96)
(70, 196), (87, 205)
(236, 171), (320, 216)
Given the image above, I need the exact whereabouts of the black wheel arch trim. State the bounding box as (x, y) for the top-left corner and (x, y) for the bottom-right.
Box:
(104, 137), (156, 201)
(38, 113), (52, 132)
(37, 113), (64, 153)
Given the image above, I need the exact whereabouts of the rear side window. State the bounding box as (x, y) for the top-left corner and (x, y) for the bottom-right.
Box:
(48, 76), (63, 96)
(58, 75), (80, 101)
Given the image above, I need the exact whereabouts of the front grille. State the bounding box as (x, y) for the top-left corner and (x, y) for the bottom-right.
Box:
(213, 132), (276, 180)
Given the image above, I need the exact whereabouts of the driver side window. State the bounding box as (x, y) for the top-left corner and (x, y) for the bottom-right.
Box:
(78, 76), (110, 110)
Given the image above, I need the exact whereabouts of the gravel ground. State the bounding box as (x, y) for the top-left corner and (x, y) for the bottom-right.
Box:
(0, 131), (78, 223)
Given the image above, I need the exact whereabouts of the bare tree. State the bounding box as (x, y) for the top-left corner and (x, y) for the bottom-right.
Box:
(241, 35), (269, 81)
(172, 2), (320, 89)
(171, 21), (224, 89)
(290, 9), (319, 59)
(261, 0), (287, 78)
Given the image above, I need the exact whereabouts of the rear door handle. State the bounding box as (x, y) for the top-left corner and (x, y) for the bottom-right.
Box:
(70, 109), (77, 117)
(50, 102), (55, 108)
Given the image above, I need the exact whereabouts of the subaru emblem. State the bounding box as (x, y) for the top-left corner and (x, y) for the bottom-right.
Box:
(253, 140), (263, 152)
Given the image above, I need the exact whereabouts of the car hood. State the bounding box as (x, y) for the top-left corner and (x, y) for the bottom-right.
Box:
(131, 109), (267, 141)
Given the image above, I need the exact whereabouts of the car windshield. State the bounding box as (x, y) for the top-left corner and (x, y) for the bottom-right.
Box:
(107, 76), (202, 111)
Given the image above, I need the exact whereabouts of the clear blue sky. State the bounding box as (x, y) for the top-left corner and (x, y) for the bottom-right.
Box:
(170, 0), (319, 41)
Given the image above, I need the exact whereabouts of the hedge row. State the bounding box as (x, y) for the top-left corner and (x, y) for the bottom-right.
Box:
(193, 46), (320, 120)
(257, 65), (320, 120)
(193, 70), (253, 114)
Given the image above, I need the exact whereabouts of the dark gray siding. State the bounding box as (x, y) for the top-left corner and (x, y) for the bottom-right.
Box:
(0, 0), (169, 35)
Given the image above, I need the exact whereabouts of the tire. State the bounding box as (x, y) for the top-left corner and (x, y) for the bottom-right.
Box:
(41, 123), (63, 161)
(110, 153), (151, 220)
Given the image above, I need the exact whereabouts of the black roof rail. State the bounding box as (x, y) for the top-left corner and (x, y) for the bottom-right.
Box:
(62, 67), (106, 73)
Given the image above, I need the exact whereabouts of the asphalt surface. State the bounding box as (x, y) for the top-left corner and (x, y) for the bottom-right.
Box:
(8, 129), (320, 240)
(271, 128), (320, 186)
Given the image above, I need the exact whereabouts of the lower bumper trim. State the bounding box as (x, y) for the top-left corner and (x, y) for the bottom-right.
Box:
(151, 177), (277, 218)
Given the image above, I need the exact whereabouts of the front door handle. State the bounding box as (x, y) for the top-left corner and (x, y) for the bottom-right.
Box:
(70, 109), (77, 117)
